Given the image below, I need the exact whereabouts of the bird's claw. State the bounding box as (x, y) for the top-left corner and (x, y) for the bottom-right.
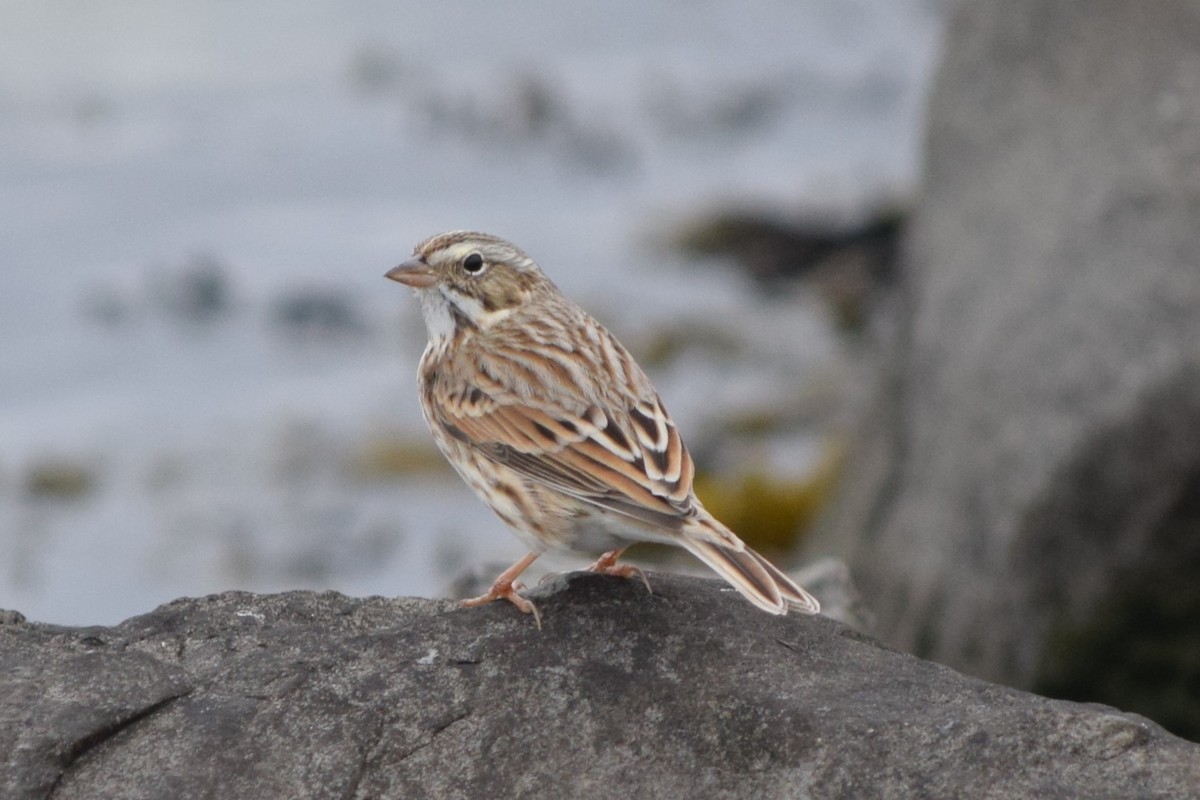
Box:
(461, 583), (542, 629)
(587, 549), (653, 594)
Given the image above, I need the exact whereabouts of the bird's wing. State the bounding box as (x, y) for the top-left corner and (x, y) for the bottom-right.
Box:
(427, 336), (697, 529)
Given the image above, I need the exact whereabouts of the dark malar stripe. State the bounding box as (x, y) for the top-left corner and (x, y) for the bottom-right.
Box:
(450, 305), (478, 332)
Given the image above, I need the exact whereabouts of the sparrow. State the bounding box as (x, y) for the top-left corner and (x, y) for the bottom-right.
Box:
(387, 231), (820, 624)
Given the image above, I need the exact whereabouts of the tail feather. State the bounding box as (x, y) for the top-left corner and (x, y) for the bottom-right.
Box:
(681, 518), (821, 616)
(752, 551), (821, 614)
(684, 537), (787, 614)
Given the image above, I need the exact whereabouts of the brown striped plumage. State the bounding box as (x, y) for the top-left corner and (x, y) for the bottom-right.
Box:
(387, 231), (820, 622)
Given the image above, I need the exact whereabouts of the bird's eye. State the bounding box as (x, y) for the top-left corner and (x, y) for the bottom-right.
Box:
(463, 253), (485, 273)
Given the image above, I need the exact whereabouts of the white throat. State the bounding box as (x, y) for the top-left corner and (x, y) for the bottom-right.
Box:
(416, 287), (456, 344)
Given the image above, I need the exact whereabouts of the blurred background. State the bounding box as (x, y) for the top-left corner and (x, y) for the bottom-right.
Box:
(0, 1), (944, 625)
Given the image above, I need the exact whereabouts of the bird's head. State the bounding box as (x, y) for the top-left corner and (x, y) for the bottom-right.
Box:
(386, 231), (550, 340)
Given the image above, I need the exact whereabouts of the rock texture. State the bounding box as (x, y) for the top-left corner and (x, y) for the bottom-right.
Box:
(3, 575), (1198, 799)
(818, 0), (1200, 736)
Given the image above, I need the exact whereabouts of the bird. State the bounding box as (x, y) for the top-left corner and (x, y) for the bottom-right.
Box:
(386, 231), (820, 624)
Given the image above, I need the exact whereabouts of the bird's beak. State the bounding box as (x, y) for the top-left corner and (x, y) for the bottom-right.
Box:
(385, 258), (438, 288)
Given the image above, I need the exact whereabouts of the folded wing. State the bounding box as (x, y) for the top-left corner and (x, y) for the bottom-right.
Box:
(427, 332), (698, 531)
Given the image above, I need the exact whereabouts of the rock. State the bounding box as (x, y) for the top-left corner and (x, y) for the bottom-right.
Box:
(21, 457), (97, 501)
(669, 204), (907, 329)
(0, 609), (27, 625)
(151, 253), (232, 322)
(791, 557), (874, 634)
(2, 576), (1198, 799)
(270, 288), (367, 338)
(446, 556), (874, 635)
(817, 0), (1200, 738)
(671, 207), (904, 287)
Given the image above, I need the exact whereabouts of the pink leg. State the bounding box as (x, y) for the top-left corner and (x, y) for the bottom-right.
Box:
(461, 552), (543, 628)
(586, 547), (652, 594)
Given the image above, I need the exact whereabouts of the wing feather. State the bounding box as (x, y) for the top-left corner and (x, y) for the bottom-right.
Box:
(427, 326), (697, 526)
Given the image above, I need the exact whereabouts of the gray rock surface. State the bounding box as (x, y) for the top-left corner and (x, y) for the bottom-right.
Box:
(818, 0), (1200, 728)
(3, 575), (1198, 799)
(448, 556), (875, 635)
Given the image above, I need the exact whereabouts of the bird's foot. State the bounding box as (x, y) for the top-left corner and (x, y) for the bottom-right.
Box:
(586, 548), (653, 594)
(460, 552), (542, 628)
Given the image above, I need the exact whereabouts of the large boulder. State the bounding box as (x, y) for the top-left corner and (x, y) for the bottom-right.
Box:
(818, 0), (1200, 737)
(2, 575), (1198, 799)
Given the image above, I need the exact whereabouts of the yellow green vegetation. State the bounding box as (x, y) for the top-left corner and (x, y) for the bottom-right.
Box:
(693, 440), (843, 553)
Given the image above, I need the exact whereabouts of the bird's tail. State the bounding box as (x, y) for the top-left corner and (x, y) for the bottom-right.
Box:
(680, 516), (820, 615)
